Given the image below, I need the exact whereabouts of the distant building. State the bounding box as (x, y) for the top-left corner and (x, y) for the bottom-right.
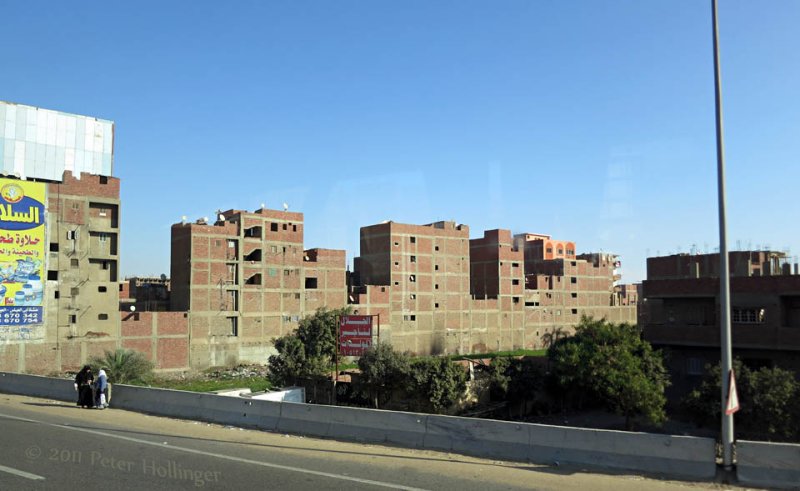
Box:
(348, 222), (636, 355)
(642, 251), (800, 396)
(120, 276), (171, 312)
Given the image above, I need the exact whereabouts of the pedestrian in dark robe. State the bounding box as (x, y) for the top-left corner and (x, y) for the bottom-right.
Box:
(74, 365), (94, 408)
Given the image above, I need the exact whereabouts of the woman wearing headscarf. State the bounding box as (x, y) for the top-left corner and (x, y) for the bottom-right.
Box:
(74, 366), (94, 408)
(94, 369), (108, 409)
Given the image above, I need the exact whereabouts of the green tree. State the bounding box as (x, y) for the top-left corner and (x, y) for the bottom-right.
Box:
(267, 307), (350, 385)
(356, 343), (411, 408)
(548, 316), (670, 430)
(409, 357), (467, 413)
(683, 360), (799, 440)
(88, 349), (154, 384)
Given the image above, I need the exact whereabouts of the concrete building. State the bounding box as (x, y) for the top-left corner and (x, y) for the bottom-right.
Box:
(641, 251), (800, 396)
(169, 207), (347, 367)
(0, 101), (124, 373)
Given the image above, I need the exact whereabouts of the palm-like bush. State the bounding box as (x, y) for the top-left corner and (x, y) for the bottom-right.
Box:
(88, 349), (154, 384)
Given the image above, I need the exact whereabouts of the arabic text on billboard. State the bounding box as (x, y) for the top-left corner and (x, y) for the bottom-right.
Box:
(0, 178), (45, 332)
(339, 315), (373, 357)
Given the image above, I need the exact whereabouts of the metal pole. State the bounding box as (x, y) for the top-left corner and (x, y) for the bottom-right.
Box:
(711, 0), (734, 470)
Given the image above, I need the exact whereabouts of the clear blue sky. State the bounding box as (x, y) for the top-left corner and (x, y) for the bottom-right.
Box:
(4, 0), (799, 282)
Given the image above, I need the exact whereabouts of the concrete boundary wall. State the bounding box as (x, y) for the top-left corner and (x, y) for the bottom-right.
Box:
(0, 372), (715, 480)
(737, 440), (800, 489)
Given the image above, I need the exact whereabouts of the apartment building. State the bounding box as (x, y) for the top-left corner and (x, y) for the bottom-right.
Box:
(353, 220), (472, 354)
(350, 222), (636, 355)
(170, 207), (346, 367)
(642, 251), (800, 395)
(0, 101), (122, 373)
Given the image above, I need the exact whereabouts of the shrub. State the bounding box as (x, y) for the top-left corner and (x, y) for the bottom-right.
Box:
(88, 348), (154, 384)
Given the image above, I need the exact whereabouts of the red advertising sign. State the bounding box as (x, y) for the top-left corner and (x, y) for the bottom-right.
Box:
(339, 315), (374, 356)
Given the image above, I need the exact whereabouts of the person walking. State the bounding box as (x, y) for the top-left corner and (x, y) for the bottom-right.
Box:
(74, 366), (94, 408)
(94, 368), (108, 409)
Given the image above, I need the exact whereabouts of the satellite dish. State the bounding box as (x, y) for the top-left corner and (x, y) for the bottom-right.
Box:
(160, 274), (167, 281)
(283, 202), (289, 211)
(218, 214), (225, 221)
(130, 305), (136, 312)
(202, 217), (209, 223)
(181, 215), (187, 224)
(260, 203), (265, 209)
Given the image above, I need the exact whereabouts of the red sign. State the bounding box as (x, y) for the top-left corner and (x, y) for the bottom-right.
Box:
(339, 315), (373, 356)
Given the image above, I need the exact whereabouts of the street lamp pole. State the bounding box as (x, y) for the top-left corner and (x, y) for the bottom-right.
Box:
(711, 0), (734, 470)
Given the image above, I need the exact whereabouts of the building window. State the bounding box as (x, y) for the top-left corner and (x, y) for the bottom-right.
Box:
(571, 308), (578, 315)
(394, 241), (399, 246)
(571, 292), (577, 298)
(409, 275), (416, 282)
(410, 294), (416, 299)
(512, 262), (519, 268)
(69, 315), (76, 324)
(558, 249), (563, 255)
(732, 308), (765, 324)
(687, 358), (704, 376)
(295, 293), (301, 299)
(99, 233), (108, 244)
(513, 297), (520, 304)
(410, 256), (416, 263)
(570, 277), (577, 284)
(394, 281), (399, 286)
(403, 315), (416, 321)
(546, 247), (553, 253)
(305, 277), (318, 289)
(227, 240), (236, 248)
(98, 314), (108, 320)
(435, 245), (440, 251)
(435, 265), (439, 271)
(512, 279), (519, 285)
(71, 259), (79, 268)
(54, 291), (59, 299)
(394, 261), (399, 266)
(50, 243), (59, 252)
(410, 236), (416, 243)
(48, 271), (58, 280)
(283, 223), (287, 230)
(98, 286), (107, 293)
(435, 284), (439, 290)
(292, 225), (297, 232)
(214, 239), (222, 247)
(271, 223), (278, 232)
(435, 303), (439, 308)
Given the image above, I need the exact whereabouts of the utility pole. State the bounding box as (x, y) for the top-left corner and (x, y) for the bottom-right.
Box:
(711, 0), (735, 470)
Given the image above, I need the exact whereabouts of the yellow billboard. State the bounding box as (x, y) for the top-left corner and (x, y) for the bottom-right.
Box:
(0, 178), (46, 329)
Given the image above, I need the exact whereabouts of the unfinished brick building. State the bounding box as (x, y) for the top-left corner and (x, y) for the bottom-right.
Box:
(170, 207), (346, 367)
(349, 222), (637, 355)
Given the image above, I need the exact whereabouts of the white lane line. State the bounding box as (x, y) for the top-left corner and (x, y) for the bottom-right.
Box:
(0, 412), (429, 491)
(0, 463), (46, 480)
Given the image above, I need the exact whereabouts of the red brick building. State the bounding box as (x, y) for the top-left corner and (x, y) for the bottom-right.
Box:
(169, 207), (346, 367)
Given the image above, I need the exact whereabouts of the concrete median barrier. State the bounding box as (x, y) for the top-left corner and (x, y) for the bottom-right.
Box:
(276, 401), (332, 436)
(737, 440), (800, 489)
(424, 415), (531, 461)
(0, 372), (76, 402)
(328, 405), (427, 447)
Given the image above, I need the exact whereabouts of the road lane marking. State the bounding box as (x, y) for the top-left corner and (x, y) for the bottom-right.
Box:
(0, 463), (45, 480)
(0, 412), (429, 491)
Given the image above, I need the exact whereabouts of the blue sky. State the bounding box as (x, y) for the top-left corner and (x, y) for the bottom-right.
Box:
(4, 0), (798, 282)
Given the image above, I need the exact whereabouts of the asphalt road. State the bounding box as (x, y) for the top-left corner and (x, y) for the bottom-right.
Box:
(0, 393), (732, 491)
